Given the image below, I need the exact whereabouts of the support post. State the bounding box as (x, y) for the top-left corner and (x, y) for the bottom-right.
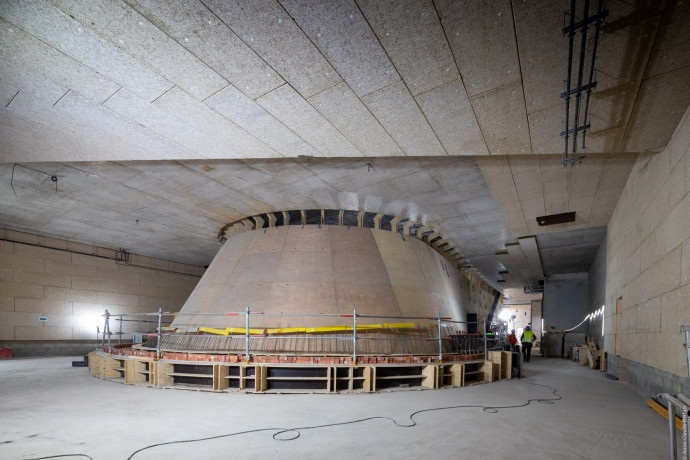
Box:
(101, 311), (107, 351)
(118, 314), (122, 345)
(682, 325), (690, 379)
(482, 317), (487, 361)
(156, 307), (162, 360)
(352, 309), (357, 366)
(105, 310), (111, 355)
(245, 306), (250, 365)
(669, 399), (678, 460)
(438, 314), (443, 363)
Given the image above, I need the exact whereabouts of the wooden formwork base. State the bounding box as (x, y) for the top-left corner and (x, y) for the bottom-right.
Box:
(88, 351), (497, 394)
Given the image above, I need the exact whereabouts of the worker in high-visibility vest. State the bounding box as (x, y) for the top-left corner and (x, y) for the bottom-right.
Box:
(520, 325), (535, 362)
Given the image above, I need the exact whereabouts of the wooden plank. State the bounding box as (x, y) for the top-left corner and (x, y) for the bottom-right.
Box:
(214, 365), (229, 391)
(492, 362), (501, 382)
(450, 364), (463, 387)
(88, 351), (101, 377)
(124, 359), (147, 384)
(254, 366), (267, 393)
(363, 366), (376, 392)
(503, 351), (512, 380)
(157, 362), (174, 387)
(421, 365), (437, 389)
(100, 356), (122, 380)
(239, 366), (247, 390)
(599, 351), (606, 372)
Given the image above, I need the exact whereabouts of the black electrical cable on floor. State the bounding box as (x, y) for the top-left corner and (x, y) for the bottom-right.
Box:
(23, 381), (560, 460)
(123, 380), (561, 460)
(24, 455), (93, 460)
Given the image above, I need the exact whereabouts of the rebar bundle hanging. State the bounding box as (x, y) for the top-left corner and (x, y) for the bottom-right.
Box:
(561, 0), (608, 167)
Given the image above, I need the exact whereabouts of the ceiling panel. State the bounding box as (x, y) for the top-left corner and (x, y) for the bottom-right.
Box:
(436, 0), (519, 97)
(361, 81), (446, 156)
(257, 85), (362, 157)
(416, 79), (488, 156)
(125, 0), (285, 100)
(153, 87), (281, 159)
(204, 0), (341, 99)
(537, 226), (607, 275)
(471, 81), (531, 155)
(0, 19), (119, 103)
(0, 0), (172, 101)
(357, 0), (459, 96)
(205, 85), (319, 158)
(279, 0), (399, 97)
(51, 0), (227, 101)
(308, 83), (403, 157)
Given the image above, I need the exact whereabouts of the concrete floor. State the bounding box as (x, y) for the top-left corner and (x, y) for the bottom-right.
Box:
(0, 356), (675, 460)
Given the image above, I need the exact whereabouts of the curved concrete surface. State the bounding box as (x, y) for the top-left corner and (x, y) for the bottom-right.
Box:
(172, 225), (469, 330)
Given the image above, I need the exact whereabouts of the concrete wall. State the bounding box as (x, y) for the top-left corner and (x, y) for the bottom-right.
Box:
(603, 104), (690, 395)
(0, 229), (203, 349)
(543, 273), (588, 332)
(586, 235), (607, 349)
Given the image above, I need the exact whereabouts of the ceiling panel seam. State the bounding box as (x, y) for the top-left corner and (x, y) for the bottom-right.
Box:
(508, 0), (534, 155)
(124, 0), (283, 102)
(353, 0), (448, 156)
(425, 0), (489, 156)
(272, 0), (389, 154)
(256, 83), (363, 157)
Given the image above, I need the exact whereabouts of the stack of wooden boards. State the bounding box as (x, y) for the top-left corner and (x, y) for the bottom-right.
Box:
(571, 337), (606, 371)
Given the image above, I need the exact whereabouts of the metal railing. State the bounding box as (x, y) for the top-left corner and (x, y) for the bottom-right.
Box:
(98, 308), (503, 364)
(659, 393), (690, 460)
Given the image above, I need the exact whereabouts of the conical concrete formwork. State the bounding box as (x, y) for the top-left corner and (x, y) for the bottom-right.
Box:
(162, 211), (474, 355)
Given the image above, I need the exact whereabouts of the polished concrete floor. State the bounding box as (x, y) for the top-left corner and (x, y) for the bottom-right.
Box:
(0, 355), (675, 459)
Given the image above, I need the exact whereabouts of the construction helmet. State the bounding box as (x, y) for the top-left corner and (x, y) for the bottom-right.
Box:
(525, 325), (531, 331)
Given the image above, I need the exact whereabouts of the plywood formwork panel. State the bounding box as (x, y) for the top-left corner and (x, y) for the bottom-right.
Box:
(173, 225), (471, 333)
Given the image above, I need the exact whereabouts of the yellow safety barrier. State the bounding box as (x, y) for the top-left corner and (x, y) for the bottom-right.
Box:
(198, 322), (426, 336)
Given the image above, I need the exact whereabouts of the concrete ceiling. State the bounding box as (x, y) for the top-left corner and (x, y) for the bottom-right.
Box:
(1, 0), (689, 303)
(537, 226), (607, 275)
(0, 157), (509, 269)
(0, 0), (687, 163)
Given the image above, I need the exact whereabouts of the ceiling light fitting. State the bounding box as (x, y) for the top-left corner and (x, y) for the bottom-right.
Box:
(561, 0), (608, 167)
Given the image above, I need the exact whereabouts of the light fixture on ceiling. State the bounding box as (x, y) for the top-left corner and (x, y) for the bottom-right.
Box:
(560, 0), (608, 167)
